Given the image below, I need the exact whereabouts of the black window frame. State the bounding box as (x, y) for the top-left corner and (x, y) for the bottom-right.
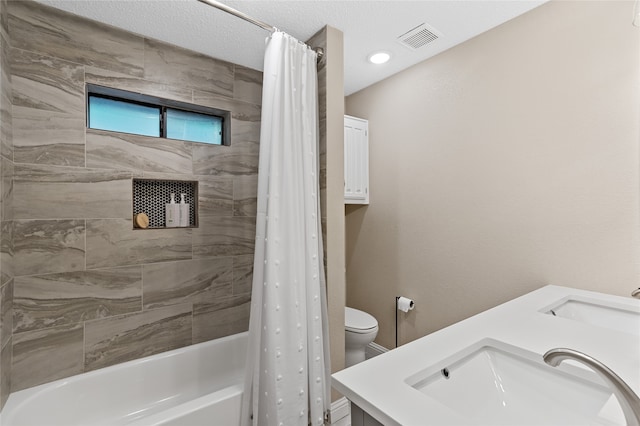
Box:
(86, 84), (231, 146)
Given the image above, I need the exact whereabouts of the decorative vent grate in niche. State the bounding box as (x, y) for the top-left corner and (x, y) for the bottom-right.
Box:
(133, 178), (198, 228)
(397, 23), (441, 50)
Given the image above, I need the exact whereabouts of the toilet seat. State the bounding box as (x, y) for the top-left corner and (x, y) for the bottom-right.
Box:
(345, 307), (378, 334)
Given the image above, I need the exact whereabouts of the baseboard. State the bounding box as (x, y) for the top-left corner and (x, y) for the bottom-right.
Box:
(365, 342), (389, 360)
(329, 396), (351, 425)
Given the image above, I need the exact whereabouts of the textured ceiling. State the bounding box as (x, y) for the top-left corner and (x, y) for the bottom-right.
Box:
(33, 0), (547, 95)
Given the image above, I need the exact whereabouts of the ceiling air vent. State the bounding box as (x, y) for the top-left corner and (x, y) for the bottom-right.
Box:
(397, 23), (441, 50)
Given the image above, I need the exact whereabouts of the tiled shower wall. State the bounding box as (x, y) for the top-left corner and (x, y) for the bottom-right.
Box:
(0, 0), (13, 410)
(1, 0), (262, 401)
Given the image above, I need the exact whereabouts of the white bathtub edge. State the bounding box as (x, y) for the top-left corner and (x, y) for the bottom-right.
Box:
(132, 384), (243, 426)
(1, 332), (248, 426)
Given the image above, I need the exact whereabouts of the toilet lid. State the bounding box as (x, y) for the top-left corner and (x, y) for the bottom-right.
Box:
(345, 307), (378, 333)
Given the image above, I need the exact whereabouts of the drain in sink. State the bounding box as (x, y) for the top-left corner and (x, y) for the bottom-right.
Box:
(441, 368), (450, 379)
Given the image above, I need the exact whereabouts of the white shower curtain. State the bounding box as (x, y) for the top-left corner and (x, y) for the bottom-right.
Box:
(241, 31), (331, 426)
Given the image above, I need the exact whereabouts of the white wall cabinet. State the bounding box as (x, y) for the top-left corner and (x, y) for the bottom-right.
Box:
(344, 115), (369, 204)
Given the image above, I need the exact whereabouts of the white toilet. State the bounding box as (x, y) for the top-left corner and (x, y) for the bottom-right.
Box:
(344, 307), (379, 368)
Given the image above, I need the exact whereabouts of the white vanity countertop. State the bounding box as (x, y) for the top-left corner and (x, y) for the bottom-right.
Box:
(331, 285), (640, 426)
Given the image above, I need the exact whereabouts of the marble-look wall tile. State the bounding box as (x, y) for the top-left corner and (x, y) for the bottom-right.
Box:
(0, 31), (12, 161)
(141, 171), (195, 181)
(0, 0), (8, 39)
(192, 92), (261, 143)
(232, 255), (253, 295)
(317, 78), (328, 274)
(199, 176), (233, 217)
(86, 130), (193, 174)
(84, 303), (191, 371)
(11, 48), (84, 115)
(86, 219), (192, 269)
(192, 141), (259, 177)
(13, 219), (85, 277)
(193, 294), (250, 343)
(9, 1), (144, 77)
(0, 35), (9, 100)
(193, 216), (255, 258)
(320, 186), (327, 221)
(319, 125), (327, 219)
(0, 92), (12, 163)
(13, 116), (84, 167)
(2, 155), (12, 222)
(0, 13), (9, 394)
(228, 112), (261, 146)
(0, 220), (12, 286)
(233, 140), (260, 173)
(85, 66), (193, 105)
(12, 323), (83, 391)
(143, 257), (232, 310)
(143, 38), (233, 99)
(321, 216), (327, 272)
(233, 175), (257, 217)
(13, 164), (132, 219)
(1, 335), (10, 409)
(198, 197), (233, 218)
(233, 65), (262, 105)
(13, 267), (142, 333)
(0, 278), (12, 348)
(312, 27), (328, 224)
(192, 144), (232, 176)
(11, 48), (85, 167)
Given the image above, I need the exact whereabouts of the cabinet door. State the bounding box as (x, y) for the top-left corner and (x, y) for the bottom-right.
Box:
(344, 116), (369, 204)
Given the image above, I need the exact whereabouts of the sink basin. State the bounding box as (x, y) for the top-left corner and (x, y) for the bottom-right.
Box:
(407, 340), (620, 425)
(543, 297), (640, 336)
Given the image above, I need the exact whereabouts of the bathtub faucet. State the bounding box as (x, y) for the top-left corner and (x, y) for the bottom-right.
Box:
(543, 348), (640, 426)
(632, 288), (640, 299)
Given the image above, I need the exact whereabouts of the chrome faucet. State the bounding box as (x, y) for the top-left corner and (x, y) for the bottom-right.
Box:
(544, 348), (640, 426)
(632, 288), (640, 299)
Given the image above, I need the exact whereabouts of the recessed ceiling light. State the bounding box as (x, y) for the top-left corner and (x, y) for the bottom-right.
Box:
(368, 52), (391, 65)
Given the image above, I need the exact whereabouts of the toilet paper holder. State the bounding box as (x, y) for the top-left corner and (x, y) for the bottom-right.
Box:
(395, 296), (415, 348)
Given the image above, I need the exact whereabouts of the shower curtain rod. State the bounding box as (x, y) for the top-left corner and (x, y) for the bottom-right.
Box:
(197, 0), (324, 62)
(198, 0), (274, 32)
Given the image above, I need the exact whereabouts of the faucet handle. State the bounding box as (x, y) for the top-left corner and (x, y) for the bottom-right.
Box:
(632, 288), (640, 299)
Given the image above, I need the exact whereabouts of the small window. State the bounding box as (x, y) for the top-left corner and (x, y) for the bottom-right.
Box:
(166, 108), (223, 145)
(86, 85), (229, 146)
(88, 96), (160, 137)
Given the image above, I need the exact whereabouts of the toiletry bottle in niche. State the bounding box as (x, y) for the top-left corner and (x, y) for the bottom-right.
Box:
(165, 193), (179, 228)
(179, 193), (190, 227)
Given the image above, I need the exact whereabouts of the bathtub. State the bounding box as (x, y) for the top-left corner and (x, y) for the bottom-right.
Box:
(1, 332), (247, 426)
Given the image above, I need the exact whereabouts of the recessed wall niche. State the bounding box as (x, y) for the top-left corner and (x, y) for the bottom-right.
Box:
(133, 178), (199, 229)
